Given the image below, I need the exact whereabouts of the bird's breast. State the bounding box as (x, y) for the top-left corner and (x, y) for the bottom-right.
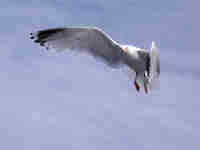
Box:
(124, 51), (146, 72)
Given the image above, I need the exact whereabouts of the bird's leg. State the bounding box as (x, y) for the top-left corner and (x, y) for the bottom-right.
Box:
(144, 83), (148, 94)
(134, 80), (140, 92)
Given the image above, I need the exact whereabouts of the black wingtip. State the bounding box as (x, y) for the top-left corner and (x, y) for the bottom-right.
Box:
(34, 39), (40, 43)
(30, 33), (35, 39)
(30, 36), (34, 39)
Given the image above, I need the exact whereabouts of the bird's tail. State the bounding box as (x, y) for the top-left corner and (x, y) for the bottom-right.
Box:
(148, 41), (160, 90)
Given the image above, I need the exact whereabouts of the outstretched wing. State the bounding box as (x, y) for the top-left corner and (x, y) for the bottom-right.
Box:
(30, 27), (124, 67)
(149, 41), (160, 90)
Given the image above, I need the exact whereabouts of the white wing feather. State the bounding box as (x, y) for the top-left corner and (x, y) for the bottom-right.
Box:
(149, 41), (160, 90)
(30, 27), (123, 67)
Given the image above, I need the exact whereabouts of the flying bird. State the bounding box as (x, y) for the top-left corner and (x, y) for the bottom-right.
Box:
(30, 27), (160, 94)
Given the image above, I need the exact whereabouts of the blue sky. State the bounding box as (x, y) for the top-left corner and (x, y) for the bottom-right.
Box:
(0, 0), (200, 150)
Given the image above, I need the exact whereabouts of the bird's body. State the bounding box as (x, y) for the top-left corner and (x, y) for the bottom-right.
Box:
(30, 27), (160, 94)
(121, 45), (149, 73)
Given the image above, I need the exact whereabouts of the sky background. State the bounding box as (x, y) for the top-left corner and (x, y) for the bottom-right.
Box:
(0, 0), (200, 149)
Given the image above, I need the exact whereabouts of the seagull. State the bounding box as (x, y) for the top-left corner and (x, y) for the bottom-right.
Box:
(30, 27), (160, 94)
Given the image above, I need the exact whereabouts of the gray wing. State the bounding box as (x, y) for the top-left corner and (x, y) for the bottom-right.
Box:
(150, 42), (160, 78)
(30, 27), (124, 67)
(148, 42), (160, 90)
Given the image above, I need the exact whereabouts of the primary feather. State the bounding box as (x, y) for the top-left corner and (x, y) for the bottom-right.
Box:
(30, 27), (123, 67)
